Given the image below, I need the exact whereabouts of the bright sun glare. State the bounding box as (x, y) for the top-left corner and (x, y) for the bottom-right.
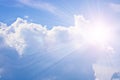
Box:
(84, 20), (111, 46)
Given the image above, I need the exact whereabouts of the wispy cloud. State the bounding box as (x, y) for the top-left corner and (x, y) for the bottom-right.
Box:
(24, 15), (29, 19)
(109, 3), (120, 12)
(0, 67), (4, 79)
(18, 0), (57, 14)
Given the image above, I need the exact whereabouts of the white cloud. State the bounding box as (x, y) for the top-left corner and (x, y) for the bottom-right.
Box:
(109, 3), (120, 12)
(18, 0), (71, 19)
(0, 15), (87, 56)
(0, 15), (119, 80)
(106, 46), (115, 53)
(93, 64), (118, 80)
(0, 22), (7, 29)
(18, 0), (57, 14)
(24, 15), (29, 19)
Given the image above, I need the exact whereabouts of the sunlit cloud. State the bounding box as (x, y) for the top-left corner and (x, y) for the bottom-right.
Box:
(0, 0), (120, 80)
(0, 17), (78, 56)
(0, 15), (118, 80)
(93, 64), (118, 80)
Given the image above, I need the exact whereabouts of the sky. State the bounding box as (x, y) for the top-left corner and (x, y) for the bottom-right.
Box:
(0, 0), (120, 80)
(0, 0), (119, 27)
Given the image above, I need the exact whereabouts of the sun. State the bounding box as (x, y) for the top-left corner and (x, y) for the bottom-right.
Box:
(84, 20), (111, 46)
(88, 27), (109, 44)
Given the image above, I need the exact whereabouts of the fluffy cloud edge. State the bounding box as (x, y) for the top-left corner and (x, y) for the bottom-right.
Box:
(0, 15), (87, 56)
(0, 15), (118, 80)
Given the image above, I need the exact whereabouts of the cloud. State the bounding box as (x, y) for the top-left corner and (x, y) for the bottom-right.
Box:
(18, 0), (68, 18)
(18, 0), (57, 14)
(109, 3), (120, 12)
(24, 15), (29, 19)
(0, 68), (3, 74)
(93, 45), (119, 80)
(0, 67), (4, 79)
(0, 15), (88, 56)
(0, 15), (119, 80)
(93, 64), (118, 80)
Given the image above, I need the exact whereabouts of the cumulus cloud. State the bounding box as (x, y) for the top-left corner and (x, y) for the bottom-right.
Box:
(0, 15), (119, 80)
(0, 15), (88, 56)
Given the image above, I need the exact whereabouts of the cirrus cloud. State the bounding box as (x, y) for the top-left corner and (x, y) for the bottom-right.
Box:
(18, 0), (57, 14)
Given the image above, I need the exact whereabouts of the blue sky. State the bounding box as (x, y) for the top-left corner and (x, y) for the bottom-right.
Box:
(0, 0), (120, 80)
(0, 0), (119, 27)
